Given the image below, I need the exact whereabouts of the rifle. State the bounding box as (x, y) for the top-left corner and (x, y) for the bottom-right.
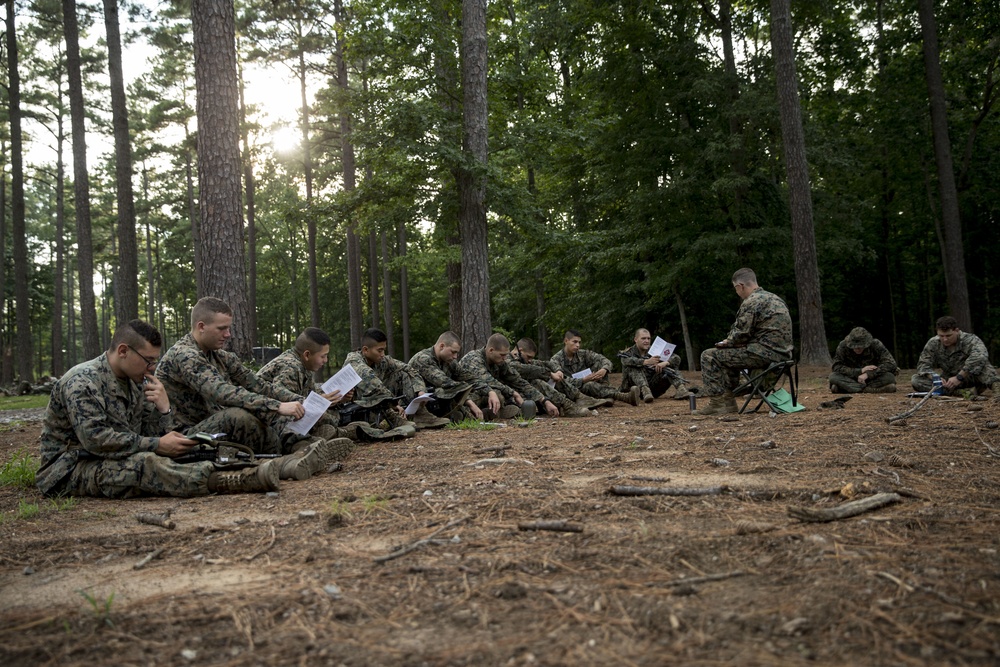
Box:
(338, 396), (404, 427)
(173, 440), (277, 465)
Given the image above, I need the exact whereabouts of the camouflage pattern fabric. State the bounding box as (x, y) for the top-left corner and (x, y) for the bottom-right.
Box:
(829, 337), (898, 393)
(156, 333), (302, 454)
(258, 348), (345, 449)
(550, 347), (619, 399)
(36, 353), (211, 498)
(618, 345), (686, 397)
(699, 287), (793, 396)
(459, 348), (544, 405)
(344, 350), (428, 406)
(911, 331), (1000, 393)
(409, 346), (491, 400)
(505, 351), (575, 408)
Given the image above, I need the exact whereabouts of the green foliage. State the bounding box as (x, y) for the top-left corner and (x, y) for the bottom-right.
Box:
(16, 499), (41, 520)
(0, 395), (50, 410)
(78, 590), (116, 628)
(0, 450), (40, 489)
(446, 419), (499, 431)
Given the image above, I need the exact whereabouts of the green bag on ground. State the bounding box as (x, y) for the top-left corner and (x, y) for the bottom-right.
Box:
(765, 388), (804, 413)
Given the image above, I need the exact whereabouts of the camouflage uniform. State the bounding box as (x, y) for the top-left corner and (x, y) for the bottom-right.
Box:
(505, 350), (581, 410)
(550, 348), (619, 399)
(344, 350), (428, 405)
(829, 331), (898, 393)
(36, 354), (215, 498)
(258, 348), (347, 448)
(911, 331), (1000, 394)
(700, 287), (793, 396)
(618, 345), (688, 397)
(157, 333), (302, 454)
(459, 348), (546, 410)
(409, 346), (489, 418)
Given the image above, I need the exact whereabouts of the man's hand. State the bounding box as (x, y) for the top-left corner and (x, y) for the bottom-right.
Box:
(944, 375), (962, 390)
(643, 356), (661, 367)
(655, 360), (671, 372)
(143, 374), (171, 414)
(278, 401), (305, 419)
(512, 391), (524, 406)
(582, 369), (607, 383)
(858, 372), (869, 385)
(321, 389), (344, 404)
(861, 365), (878, 373)
(487, 390), (501, 415)
(550, 370), (565, 382)
(155, 431), (197, 457)
(715, 339), (732, 348)
(467, 400), (484, 421)
(543, 400), (559, 417)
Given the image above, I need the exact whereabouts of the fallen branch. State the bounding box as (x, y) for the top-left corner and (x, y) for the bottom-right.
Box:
(886, 392), (934, 423)
(666, 570), (747, 587)
(136, 512), (175, 530)
(471, 446), (509, 455)
(609, 485), (726, 497)
(466, 458), (534, 466)
(517, 520), (583, 533)
(133, 547), (164, 571)
(243, 525), (276, 562)
(974, 427), (1000, 458)
(374, 516), (469, 563)
(788, 492), (901, 523)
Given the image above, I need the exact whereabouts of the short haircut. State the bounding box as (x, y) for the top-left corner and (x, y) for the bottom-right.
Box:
(294, 327), (330, 355)
(516, 337), (537, 354)
(564, 329), (581, 340)
(110, 319), (162, 350)
(191, 296), (232, 329)
(362, 328), (388, 348)
(634, 328), (650, 338)
(437, 331), (461, 347)
(936, 316), (959, 331)
(487, 333), (510, 351)
(732, 268), (757, 285)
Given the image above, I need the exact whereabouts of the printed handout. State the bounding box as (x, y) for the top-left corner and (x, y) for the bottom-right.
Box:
(285, 391), (332, 436)
(649, 336), (677, 360)
(321, 364), (363, 396)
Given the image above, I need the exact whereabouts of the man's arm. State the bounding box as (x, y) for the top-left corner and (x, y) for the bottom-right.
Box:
(831, 342), (860, 377)
(65, 376), (164, 459)
(959, 334), (993, 378)
(915, 339), (938, 375)
(872, 340), (899, 375)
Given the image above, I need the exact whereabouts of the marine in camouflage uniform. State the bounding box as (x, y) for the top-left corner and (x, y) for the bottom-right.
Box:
(459, 334), (559, 418)
(36, 320), (285, 498)
(506, 341), (594, 417)
(408, 331), (489, 420)
(911, 316), (1000, 395)
(551, 331), (627, 402)
(829, 327), (898, 394)
(618, 329), (695, 401)
(695, 269), (793, 415)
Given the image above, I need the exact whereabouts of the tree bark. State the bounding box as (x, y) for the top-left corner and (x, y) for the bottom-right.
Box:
(142, 167), (155, 325)
(52, 101), (67, 376)
(675, 289), (696, 371)
(458, 0), (491, 351)
(397, 222), (410, 361)
(103, 0), (139, 324)
(238, 57), (258, 347)
(191, 0), (252, 358)
(0, 140), (8, 384)
(368, 229), (380, 328)
(381, 229), (395, 355)
(296, 22), (319, 328)
(63, 0), (100, 360)
(917, 0), (971, 331)
(769, 0), (830, 366)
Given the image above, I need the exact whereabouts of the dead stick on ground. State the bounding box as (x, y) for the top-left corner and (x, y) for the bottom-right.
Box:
(886, 392), (934, 423)
(244, 525), (276, 562)
(136, 513), (175, 530)
(609, 485), (726, 497)
(663, 570), (747, 587)
(374, 516), (469, 563)
(974, 426), (1000, 458)
(788, 492), (901, 523)
(517, 520), (583, 533)
(133, 547), (164, 571)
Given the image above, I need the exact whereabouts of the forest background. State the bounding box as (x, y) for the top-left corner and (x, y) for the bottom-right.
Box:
(1, 0), (998, 385)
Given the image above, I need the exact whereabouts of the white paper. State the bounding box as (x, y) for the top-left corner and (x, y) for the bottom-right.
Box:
(571, 369), (591, 380)
(547, 379), (556, 387)
(404, 392), (435, 416)
(321, 364), (363, 396)
(284, 391), (332, 436)
(649, 336), (677, 360)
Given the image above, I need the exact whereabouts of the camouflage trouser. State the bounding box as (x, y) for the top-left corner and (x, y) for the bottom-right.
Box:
(620, 366), (677, 398)
(553, 379), (582, 401)
(187, 407), (282, 455)
(58, 453), (214, 498)
(354, 364), (427, 406)
(530, 379), (574, 409)
(700, 347), (777, 396)
(911, 367), (1000, 395)
(566, 378), (619, 399)
(829, 370), (896, 394)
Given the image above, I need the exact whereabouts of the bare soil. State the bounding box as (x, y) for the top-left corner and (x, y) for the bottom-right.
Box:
(1, 368), (999, 666)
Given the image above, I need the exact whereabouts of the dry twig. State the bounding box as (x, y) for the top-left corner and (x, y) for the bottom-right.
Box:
(886, 392), (934, 424)
(517, 520), (583, 533)
(244, 525), (276, 562)
(609, 485), (726, 497)
(374, 516), (469, 563)
(788, 492), (902, 523)
(974, 426), (1000, 458)
(135, 513), (175, 530)
(133, 547), (164, 571)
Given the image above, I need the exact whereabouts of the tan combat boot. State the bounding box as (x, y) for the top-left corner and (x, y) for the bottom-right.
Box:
(278, 438), (352, 481)
(412, 403), (451, 429)
(576, 395), (612, 409)
(692, 393), (738, 416)
(640, 386), (655, 404)
(560, 403), (595, 418)
(614, 386), (641, 406)
(673, 384), (693, 400)
(208, 462), (280, 494)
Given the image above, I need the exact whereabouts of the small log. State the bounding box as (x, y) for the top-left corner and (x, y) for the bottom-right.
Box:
(886, 392), (934, 424)
(610, 485), (726, 497)
(374, 516), (469, 563)
(136, 512), (175, 530)
(788, 492), (901, 523)
(665, 570), (746, 587)
(517, 520), (583, 533)
(133, 547), (164, 571)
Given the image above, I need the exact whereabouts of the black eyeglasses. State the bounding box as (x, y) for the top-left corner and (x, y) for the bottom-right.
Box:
(128, 345), (159, 370)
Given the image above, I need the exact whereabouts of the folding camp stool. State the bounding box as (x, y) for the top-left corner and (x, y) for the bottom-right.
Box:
(735, 359), (798, 414)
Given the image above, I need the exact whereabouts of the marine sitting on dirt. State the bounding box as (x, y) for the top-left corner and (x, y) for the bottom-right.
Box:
(36, 320), (335, 498)
(618, 328), (696, 403)
(911, 316), (1000, 397)
(828, 327), (898, 394)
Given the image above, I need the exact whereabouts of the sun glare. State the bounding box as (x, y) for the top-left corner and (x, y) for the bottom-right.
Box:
(271, 125), (302, 154)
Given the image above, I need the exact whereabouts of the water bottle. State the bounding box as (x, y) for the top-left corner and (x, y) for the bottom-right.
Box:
(932, 373), (943, 395)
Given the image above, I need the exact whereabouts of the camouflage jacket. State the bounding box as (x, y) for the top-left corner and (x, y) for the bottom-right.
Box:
(459, 348), (544, 403)
(156, 333), (301, 429)
(618, 345), (681, 375)
(257, 349), (321, 396)
(727, 287), (794, 361)
(832, 339), (898, 378)
(916, 331), (993, 379)
(37, 354), (174, 495)
(409, 347), (490, 397)
(551, 348), (613, 378)
(505, 350), (560, 383)
(344, 350), (425, 403)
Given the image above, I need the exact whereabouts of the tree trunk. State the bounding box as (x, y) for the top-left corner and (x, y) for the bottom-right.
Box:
(184, 122), (202, 296)
(191, 0), (252, 358)
(297, 24), (319, 328)
(63, 0), (100, 360)
(675, 289), (696, 371)
(335, 0), (362, 349)
(720, 0), (746, 225)
(917, 0), (971, 331)
(0, 139), (7, 384)
(52, 104), (67, 376)
(769, 0), (830, 366)
(6, 0), (33, 382)
(238, 57), (258, 346)
(103, 0), (139, 324)
(535, 270), (549, 358)
(397, 222), (410, 361)
(458, 0), (491, 351)
(368, 229), (380, 328)
(142, 167), (155, 324)
(381, 229), (395, 355)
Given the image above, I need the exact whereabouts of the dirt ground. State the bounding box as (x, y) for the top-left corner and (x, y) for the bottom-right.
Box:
(1, 368), (998, 666)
